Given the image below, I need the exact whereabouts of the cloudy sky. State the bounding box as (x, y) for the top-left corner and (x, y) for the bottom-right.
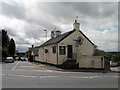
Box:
(0, 0), (119, 52)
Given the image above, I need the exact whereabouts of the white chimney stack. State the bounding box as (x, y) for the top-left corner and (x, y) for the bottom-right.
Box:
(55, 30), (61, 37)
(51, 31), (55, 38)
(73, 20), (80, 31)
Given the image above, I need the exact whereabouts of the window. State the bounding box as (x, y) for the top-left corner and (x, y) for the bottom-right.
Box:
(77, 36), (83, 45)
(59, 46), (66, 55)
(45, 49), (48, 53)
(52, 46), (56, 53)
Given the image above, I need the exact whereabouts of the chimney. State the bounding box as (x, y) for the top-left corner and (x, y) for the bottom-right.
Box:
(51, 31), (55, 38)
(32, 45), (34, 48)
(55, 30), (61, 37)
(73, 20), (80, 31)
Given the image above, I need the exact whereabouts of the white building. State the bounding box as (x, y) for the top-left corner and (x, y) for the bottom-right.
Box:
(36, 20), (109, 69)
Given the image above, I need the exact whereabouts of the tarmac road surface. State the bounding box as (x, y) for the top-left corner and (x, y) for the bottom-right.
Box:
(1, 61), (119, 88)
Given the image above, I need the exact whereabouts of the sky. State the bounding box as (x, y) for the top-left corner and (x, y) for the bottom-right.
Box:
(0, 0), (119, 52)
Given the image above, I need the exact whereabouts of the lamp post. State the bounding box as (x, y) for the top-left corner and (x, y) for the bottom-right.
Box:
(44, 30), (47, 41)
(44, 30), (47, 65)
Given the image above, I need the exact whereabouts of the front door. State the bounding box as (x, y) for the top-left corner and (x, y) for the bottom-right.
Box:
(67, 45), (73, 58)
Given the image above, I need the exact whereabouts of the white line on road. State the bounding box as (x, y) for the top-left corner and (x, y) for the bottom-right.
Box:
(12, 62), (20, 70)
(3, 73), (119, 79)
(0, 74), (6, 76)
(20, 66), (35, 68)
(103, 76), (119, 78)
(29, 62), (57, 72)
(68, 75), (119, 79)
(13, 69), (54, 72)
(89, 76), (102, 78)
(8, 74), (37, 78)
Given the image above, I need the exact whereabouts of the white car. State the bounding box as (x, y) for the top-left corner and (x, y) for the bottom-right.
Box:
(110, 61), (117, 67)
(21, 57), (27, 61)
(5, 57), (14, 63)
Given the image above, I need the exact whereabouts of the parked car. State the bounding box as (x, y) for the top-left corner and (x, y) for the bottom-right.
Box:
(21, 57), (27, 61)
(15, 57), (19, 61)
(18, 57), (22, 61)
(5, 57), (14, 63)
(25, 57), (28, 61)
(110, 61), (118, 67)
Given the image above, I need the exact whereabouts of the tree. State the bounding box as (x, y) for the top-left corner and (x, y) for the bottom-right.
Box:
(0, 45), (2, 56)
(2, 30), (9, 57)
(0, 31), (2, 56)
(2, 47), (8, 57)
(2, 29), (9, 48)
(8, 38), (16, 56)
(94, 48), (106, 56)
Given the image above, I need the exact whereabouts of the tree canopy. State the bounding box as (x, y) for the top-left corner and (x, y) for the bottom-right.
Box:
(1, 29), (16, 58)
(8, 38), (16, 56)
(2, 29), (9, 48)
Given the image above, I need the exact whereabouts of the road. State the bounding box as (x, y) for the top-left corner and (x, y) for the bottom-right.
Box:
(1, 61), (119, 88)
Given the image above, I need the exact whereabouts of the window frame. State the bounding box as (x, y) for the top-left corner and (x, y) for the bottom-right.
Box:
(52, 46), (56, 53)
(59, 46), (66, 55)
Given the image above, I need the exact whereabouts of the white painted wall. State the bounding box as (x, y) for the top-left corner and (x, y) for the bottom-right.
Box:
(38, 45), (57, 65)
(58, 30), (95, 65)
(78, 56), (105, 69)
(34, 56), (39, 61)
(38, 30), (95, 65)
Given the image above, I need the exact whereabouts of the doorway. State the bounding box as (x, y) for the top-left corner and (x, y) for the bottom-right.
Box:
(67, 45), (73, 58)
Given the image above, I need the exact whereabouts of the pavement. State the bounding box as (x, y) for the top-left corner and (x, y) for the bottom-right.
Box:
(31, 61), (120, 73)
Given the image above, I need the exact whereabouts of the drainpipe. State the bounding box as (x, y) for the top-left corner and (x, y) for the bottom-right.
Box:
(56, 44), (58, 67)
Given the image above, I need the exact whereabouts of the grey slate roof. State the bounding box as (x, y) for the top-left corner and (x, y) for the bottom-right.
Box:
(40, 29), (76, 47)
(39, 29), (94, 47)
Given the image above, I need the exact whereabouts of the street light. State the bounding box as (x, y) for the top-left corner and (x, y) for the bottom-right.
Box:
(44, 29), (47, 65)
(44, 30), (47, 41)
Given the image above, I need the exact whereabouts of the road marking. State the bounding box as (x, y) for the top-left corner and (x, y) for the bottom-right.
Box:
(13, 69), (54, 72)
(67, 75), (119, 79)
(88, 76), (102, 78)
(2, 73), (119, 79)
(20, 66), (35, 68)
(12, 62), (20, 70)
(103, 76), (119, 78)
(0, 74), (6, 76)
(8, 74), (37, 78)
(29, 62), (56, 72)
(39, 75), (61, 78)
(68, 76), (89, 78)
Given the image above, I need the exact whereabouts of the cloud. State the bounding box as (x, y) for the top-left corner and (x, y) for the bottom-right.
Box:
(82, 27), (118, 52)
(16, 44), (30, 52)
(0, 1), (118, 52)
(2, 1), (26, 19)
